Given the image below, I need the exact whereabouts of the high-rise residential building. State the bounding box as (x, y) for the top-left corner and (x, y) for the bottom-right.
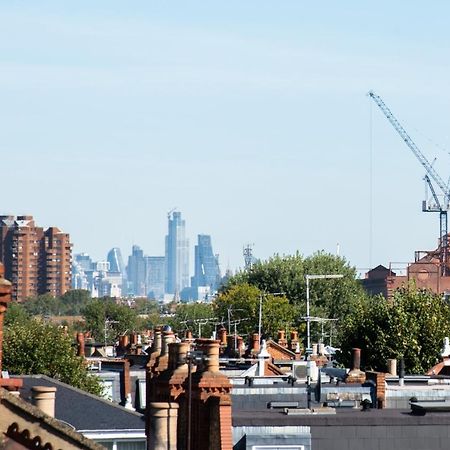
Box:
(0, 215), (72, 302)
(43, 227), (72, 299)
(145, 256), (165, 300)
(191, 234), (221, 293)
(165, 211), (189, 295)
(127, 245), (146, 297)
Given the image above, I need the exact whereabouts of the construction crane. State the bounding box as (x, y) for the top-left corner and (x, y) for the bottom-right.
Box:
(368, 91), (450, 275)
(167, 207), (178, 219)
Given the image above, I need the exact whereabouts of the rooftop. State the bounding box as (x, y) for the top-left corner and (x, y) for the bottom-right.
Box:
(16, 375), (145, 432)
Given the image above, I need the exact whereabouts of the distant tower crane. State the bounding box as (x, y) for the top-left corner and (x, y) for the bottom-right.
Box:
(368, 91), (450, 275)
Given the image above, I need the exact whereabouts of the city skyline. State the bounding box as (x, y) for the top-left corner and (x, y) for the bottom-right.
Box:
(2, 2), (450, 275)
(72, 210), (224, 300)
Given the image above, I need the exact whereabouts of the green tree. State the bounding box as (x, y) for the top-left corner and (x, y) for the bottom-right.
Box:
(213, 283), (296, 340)
(3, 318), (103, 395)
(339, 285), (450, 374)
(82, 299), (138, 342)
(167, 302), (216, 338)
(4, 302), (30, 326)
(23, 294), (62, 317)
(59, 289), (92, 315)
(224, 252), (365, 343)
(133, 297), (160, 315)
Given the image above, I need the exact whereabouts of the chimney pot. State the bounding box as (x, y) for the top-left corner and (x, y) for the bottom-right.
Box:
(387, 358), (397, 377)
(31, 386), (57, 418)
(352, 348), (361, 371)
(252, 333), (260, 352)
(76, 332), (85, 357)
(218, 327), (227, 346)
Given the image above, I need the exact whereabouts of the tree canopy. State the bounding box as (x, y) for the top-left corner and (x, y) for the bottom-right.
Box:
(221, 252), (365, 346)
(82, 299), (138, 343)
(213, 283), (296, 340)
(3, 317), (103, 395)
(166, 302), (216, 338)
(22, 289), (91, 317)
(339, 285), (450, 374)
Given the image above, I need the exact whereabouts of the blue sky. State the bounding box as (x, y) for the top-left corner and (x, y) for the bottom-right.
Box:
(1, 1), (450, 275)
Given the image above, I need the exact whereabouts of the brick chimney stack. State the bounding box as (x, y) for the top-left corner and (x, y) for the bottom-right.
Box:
(185, 329), (193, 342)
(290, 330), (299, 352)
(277, 330), (287, 348)
(120, 334), (129, 350)
(345, 348), (366, 384)
(218, 326), (227, 347)
(251, 332), (260, 355)
(190, 339), (233, 450)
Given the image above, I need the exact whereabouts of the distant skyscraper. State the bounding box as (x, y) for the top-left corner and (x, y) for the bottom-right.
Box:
(73, 253), (123, 298)
(74, 253), (93, 272)
(145, 256), (165, 300)
(127, 245), (146, 297)
(107, 247), (125, 274)
(165, 211), (189, 295)
(191, 234), (221, 294)
(0, 215), (72, 301)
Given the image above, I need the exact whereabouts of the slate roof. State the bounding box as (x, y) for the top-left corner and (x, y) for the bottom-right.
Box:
(16, 375), (145, 432)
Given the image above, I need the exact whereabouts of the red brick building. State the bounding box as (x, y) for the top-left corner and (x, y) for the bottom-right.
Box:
(0, 215), (72, 301)
(362, 238), (450, 299)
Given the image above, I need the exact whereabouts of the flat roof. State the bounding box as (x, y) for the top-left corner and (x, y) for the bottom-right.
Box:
(233, 407), (450, 427)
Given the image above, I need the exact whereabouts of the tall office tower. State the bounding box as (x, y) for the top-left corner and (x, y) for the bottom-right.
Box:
(0, 215), (72, 302)
(74, 253), (93, 272)
(107, 247), (125, 274)
(191, 234), (221, 293)
(165, 211), (189, 295)
(145, 256), (165, 300)
(72, 253), (93, 290)
(127, 245), (146, 297)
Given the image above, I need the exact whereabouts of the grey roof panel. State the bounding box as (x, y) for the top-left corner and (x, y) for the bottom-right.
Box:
(17, 375), (145, 432)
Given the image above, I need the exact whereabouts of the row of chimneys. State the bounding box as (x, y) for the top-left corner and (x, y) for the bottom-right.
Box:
(76, 331), (150, 358)
(216, 327), (302, 360)
(76, 327), (305, 360)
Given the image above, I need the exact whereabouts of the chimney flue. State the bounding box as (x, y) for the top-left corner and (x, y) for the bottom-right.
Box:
(32, 386), (57, 418)
(76, 332), (85, 357)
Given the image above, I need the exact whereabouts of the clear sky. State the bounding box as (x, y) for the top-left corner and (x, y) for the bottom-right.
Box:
(1, 1), (450, 276)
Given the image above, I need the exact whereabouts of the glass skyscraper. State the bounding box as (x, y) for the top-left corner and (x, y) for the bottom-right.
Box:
(165, 211), (189, 294)
(146, 256), (165, 300)
(127, 245), (147, 297)
(107, 247), (125, 274)
(191, 234), (221, 293)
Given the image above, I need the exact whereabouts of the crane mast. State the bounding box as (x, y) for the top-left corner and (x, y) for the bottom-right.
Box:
(368, 91), (449, 276)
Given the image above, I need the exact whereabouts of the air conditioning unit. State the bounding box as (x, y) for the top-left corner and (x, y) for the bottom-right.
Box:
(292, 360), (318, 381)
(292, 361), (307, 380)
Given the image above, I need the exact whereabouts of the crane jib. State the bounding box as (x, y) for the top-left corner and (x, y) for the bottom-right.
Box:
(368, 91), (449, 200)
(368, 90), (449, 276)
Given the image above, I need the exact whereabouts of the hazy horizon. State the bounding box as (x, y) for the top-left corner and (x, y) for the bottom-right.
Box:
(2, 1), (450, 276)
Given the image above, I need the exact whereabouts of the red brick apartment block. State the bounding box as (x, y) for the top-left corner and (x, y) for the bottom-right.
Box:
(0, 215), (72, 301)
